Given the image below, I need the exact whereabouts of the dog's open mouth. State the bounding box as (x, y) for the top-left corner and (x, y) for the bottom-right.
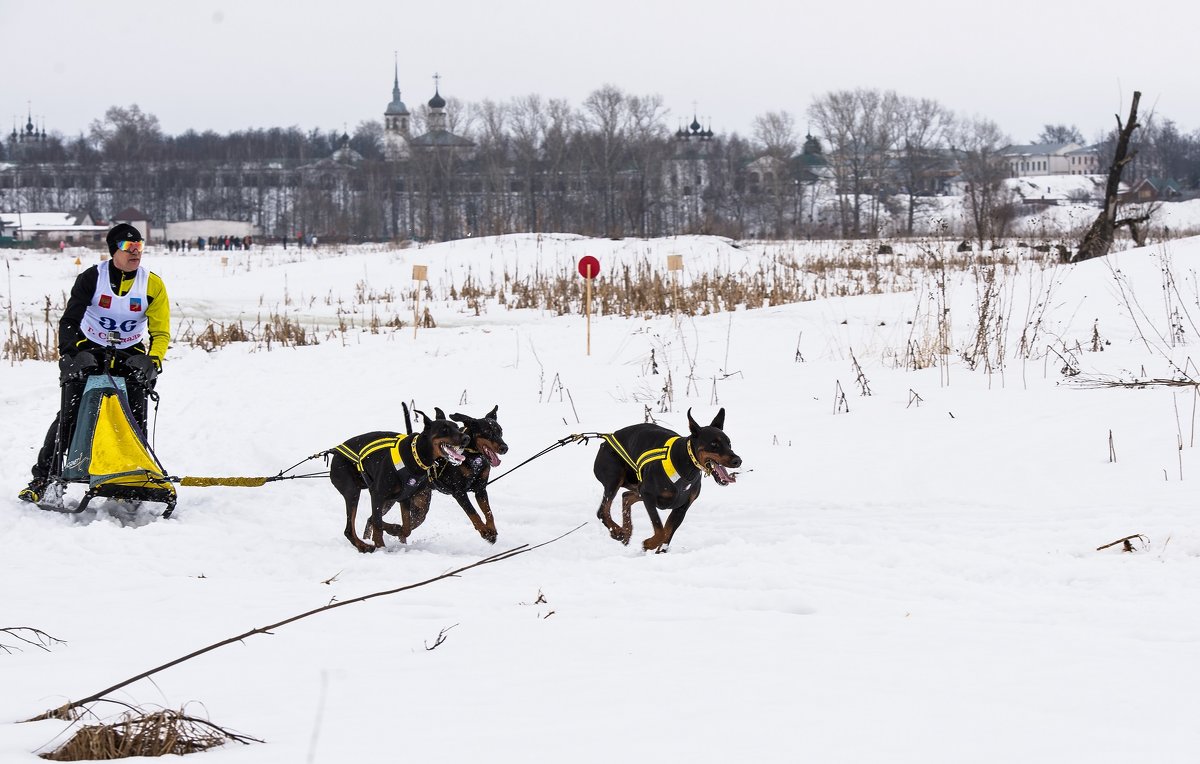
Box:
(441, 443), (466, 465)
(708, 461), (737, 486)
(481, 444), (502, 467)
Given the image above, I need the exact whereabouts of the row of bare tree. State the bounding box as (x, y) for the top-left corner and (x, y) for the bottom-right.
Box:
(3, 86), (1196, 242)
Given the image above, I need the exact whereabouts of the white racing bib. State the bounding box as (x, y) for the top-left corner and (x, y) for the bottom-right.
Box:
(80, 261), (150, 349)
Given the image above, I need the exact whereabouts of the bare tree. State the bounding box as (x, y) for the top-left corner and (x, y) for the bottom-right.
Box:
(752, 110), (799, 236)
(1036, 124), (1084, 144)
(893, 96), (955, 235)
(955, 116), (1013, 248)
(88, 105), (163, 161)
(1074, 91), (1146, 262)
(474, 99), (514, 235)
(581, 85), (630, 236)
(542, 98), (576, 232)
(510, 95), (547, 230)
(807, 89), (898, 237)
(752, 111), (798, 159)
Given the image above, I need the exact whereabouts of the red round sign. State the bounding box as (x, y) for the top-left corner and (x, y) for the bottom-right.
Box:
(577, 255), (600, 279)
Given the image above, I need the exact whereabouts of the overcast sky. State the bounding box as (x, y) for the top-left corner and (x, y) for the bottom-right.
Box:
(4, 0), (1197, 146)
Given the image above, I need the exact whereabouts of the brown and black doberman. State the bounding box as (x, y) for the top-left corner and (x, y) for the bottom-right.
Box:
(429, 405), (509, 544)
(328, 408), (468, 553)
(593, 408), (742, 553)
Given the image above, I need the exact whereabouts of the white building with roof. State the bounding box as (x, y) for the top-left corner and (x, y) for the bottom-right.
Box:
(0, 211), (106, 243)
(999, 142), (1100, 177)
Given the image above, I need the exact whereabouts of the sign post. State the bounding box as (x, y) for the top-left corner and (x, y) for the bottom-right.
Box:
(412, 264), (428, 339)
(577, 255), (600, 356)
(667, 253), (683, 318)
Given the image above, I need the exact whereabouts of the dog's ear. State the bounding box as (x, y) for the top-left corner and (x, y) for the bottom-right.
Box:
(414, 408), (429, 424)
(710, 407), (726, 431)
(450, 413), (470, 425)
(687, 407), (699, 435)
(486, 404), (498, 420)
(435, 406), (446, 421)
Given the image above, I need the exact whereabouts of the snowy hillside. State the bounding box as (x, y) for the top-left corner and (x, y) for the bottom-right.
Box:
(2, 234), (1199, 762)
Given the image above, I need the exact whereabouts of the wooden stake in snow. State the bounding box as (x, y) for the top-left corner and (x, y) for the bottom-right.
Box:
(667, 253), (683, 319)
(577, 255), (600, 356)
(412, 264), (428, 339)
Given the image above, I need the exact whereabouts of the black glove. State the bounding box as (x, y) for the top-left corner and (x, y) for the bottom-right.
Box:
(59, 350), (98, 382)
(127, 354), (159, 385)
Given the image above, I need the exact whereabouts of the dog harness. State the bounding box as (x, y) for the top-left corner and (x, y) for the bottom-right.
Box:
(334, 433), (434, 474)
(601, 434), (706, 482)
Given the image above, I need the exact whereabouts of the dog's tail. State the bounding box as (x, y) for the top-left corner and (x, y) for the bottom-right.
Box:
(403, 402), (414, 435)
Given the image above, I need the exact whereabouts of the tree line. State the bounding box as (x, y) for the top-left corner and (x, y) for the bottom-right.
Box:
(3, 87), (1197, 243)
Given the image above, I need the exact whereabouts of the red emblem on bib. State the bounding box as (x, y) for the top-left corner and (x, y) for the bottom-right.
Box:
(99, 295), (112, 309)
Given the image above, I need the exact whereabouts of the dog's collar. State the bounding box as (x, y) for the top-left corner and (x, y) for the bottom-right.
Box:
(686, 438), (709, 475)
(410, 434), (433, 472)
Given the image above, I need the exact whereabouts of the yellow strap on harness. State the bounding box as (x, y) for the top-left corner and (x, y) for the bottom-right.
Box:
(601, 434), (683, 483)
(334, 434), (408, 474)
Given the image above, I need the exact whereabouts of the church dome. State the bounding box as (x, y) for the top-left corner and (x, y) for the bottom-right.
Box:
(386, 96), (409, 115)
(428, 88), (446, 109)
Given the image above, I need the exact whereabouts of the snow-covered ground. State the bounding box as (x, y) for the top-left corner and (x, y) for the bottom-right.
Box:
(2, 233), (1199, 762)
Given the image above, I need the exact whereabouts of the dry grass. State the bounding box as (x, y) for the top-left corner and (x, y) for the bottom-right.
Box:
(4, 294), (61, 362)
(176, 311), (317, 351)
(0, 237), (1075, 359)
(39, 707), (260, 760)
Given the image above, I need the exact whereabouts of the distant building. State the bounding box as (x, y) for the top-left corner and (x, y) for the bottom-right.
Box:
(662, 116), (716, 231)
(6, 105), (48, 159)
(408, 80), (475, 158)
(383, 68), (474, 161)
(164, 219), (260, 241)
(0, 210), (105, 242)
(112, 207), (151, 239)
(999, 142), (1100, 177)
(1121, 177), (1183, 203)
(381, 59), (412, 161)
(1064, 144), (1101, 175)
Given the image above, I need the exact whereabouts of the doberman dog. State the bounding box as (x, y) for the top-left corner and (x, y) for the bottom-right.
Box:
(429, 405), (509, 544)
(593, 408), (742, 553)
(328, 408), (468, 553)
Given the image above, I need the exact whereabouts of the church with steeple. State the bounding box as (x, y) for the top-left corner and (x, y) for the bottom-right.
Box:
(382, 66), (474, 161)
(7, 105), (48, 158)
(382, 59), (412, 161)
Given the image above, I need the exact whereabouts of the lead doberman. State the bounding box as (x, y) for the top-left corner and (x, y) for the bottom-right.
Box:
(429, 405), (509, 544)
(593, 408), (742, 553)
(329, 408), (468, 553)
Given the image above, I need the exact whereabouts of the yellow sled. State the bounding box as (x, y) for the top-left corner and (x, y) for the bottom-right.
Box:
(41, 374), (177, 517)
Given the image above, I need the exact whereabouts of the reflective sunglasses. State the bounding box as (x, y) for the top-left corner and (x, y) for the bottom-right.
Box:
(116, 240), (144, 254)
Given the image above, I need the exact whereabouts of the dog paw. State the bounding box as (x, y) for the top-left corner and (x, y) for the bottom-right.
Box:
(608, 528), (629, 544)
(481, 529), (498, 544)
(381, 522), (406, 537)
(642, 536), (667, 552)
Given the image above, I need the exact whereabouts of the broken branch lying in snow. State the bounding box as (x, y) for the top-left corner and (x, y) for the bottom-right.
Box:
(24, 524), (585, 723)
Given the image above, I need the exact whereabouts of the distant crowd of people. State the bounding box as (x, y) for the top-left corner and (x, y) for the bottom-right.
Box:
(155, 233), (324, 252)
(163, 235), (254, 252)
